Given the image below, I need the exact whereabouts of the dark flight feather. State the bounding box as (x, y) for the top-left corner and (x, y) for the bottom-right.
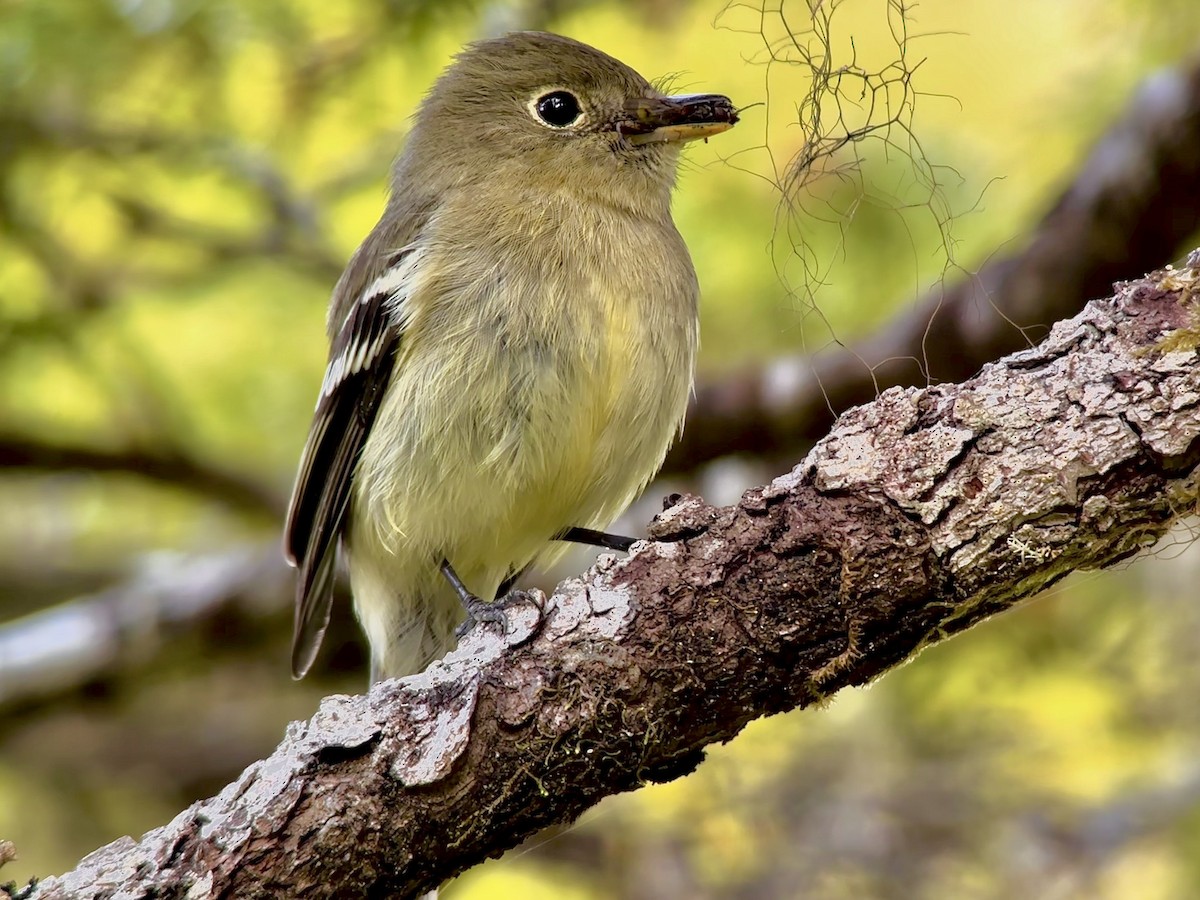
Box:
(284, 252), (412, 679)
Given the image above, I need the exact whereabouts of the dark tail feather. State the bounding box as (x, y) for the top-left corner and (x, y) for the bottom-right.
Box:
(291, 545), (337, 679)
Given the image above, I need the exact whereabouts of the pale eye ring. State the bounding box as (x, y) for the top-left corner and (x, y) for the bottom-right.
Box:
(532, 90), (582, 128)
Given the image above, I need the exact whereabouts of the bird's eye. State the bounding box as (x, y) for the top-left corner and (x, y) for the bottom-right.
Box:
(534, 91), (582, 128)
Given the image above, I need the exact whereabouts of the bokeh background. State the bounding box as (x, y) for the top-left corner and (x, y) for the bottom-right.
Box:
(3, 0), (1200, 897)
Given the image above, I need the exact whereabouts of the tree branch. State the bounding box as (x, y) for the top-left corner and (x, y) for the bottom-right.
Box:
(666, 53), (1200, 472)
(18, 257), (1200, 899)
(0, 435), (286, 520)
(0, 545), (290, 714)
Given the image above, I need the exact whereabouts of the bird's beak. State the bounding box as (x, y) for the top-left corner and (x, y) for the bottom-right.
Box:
(620, 94), (739, 146)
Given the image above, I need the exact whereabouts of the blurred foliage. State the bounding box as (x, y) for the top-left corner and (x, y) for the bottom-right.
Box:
(2, 0), (1200, 896)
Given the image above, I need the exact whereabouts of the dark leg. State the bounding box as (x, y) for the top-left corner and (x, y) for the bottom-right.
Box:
(441, 558), (510, 638)
(442, 559), (543, 640)
(557, 526), (638, 552)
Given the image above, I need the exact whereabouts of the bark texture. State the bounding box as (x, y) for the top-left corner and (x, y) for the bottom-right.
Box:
(18, 259), (1200, 899)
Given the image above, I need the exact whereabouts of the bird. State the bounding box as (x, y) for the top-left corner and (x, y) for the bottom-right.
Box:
(284, 31), (737, 684)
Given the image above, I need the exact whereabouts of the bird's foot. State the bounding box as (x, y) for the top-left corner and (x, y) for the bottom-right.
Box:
(454, 591), (509, 639)
(454, 589), (541, 639)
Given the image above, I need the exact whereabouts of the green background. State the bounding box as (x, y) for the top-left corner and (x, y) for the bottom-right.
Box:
(2, 0), (1199, 896)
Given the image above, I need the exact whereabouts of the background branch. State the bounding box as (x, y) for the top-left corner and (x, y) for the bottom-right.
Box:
(0, 545), (290, 713)
(0, 436), (286, 520)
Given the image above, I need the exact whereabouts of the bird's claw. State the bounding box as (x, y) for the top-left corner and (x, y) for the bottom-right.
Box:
(455, 592), (512, 639)
(455, 589), (544, 640)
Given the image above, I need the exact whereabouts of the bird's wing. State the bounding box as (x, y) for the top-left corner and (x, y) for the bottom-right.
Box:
(284, 242), (424, 679)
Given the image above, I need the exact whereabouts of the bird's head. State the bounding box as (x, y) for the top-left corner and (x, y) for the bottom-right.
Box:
(397, 31), (738, 207)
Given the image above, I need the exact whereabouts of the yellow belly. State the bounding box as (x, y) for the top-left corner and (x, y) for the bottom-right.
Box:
(345, 191), (699, 678)
(347, 282), (693, 677)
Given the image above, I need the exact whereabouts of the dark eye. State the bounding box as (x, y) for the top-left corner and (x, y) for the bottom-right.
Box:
(534, 91), (581, 128)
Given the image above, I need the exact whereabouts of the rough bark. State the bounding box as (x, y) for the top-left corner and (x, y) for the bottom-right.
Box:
(665, 54), (1200, 473)
(16, 258), (1200, 899)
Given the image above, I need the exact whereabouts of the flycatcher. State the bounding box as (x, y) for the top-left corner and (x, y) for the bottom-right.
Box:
(284, 31), (737, 683)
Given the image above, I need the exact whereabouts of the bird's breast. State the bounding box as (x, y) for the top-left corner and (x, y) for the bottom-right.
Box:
(354, 197), (698, 559)
(495, 207), (697, 482)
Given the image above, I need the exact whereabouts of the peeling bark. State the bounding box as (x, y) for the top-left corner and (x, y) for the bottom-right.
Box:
(17, 259), (1200, 899)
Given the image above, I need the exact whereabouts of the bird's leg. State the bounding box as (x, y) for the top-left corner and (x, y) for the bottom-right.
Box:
(445, 527), (629, 642)
(442, 558), (509, 638)
(557, 526), (638, 552)
(443, 558), (542, 640)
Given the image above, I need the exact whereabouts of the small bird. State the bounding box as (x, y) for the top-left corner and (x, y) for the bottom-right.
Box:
(284, 31), (737, 683)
